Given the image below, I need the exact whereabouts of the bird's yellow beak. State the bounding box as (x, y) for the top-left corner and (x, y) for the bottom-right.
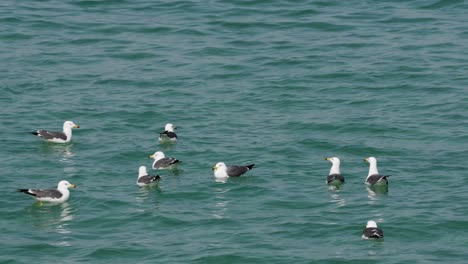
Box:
(74, 124), (80, 128)
(212, 166), (217, 171)
(149, 155), (154, 159)
(325, 157), (330, 161)
(364, 158), (369, 163)
(69, 184), (77, 189)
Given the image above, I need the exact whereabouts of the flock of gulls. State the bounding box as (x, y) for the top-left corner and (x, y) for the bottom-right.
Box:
(20, 120), (386, 240)
(325, 156), (388, 240)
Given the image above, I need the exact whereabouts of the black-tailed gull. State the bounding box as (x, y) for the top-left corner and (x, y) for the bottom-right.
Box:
(325, 157), (345, 185)
(364, 157), (390, 186)
(32, 121), (80, 143)
(149, 151), (180, 170)
(362, 220), (384, 240)
(17, 180), (76, 203)
(137, 166), (161, 186)
(159, 123), (177, 143)
(212, 162), (255, 178)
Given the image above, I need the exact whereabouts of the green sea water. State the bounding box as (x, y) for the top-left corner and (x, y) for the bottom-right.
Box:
(1, 0), (467, 263)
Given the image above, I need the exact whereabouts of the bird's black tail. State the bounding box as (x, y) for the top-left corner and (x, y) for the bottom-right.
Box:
(17, 189), (36, 196)
(246, 164), (255, 170)
(31, 131), (39, 136)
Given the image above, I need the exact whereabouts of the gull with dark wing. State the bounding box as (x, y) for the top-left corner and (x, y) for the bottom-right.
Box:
(362, 220), (384, 240)
(159, 123), (177, 143)
(325, 157), (345, 186)
(137, 166), (161, 187)
(149, 151), (180, 170)
(32, 121), (80, 143)
(364, 157), (390, 186)
(212, 162), (255, 179)
(17, 180), (77, 203)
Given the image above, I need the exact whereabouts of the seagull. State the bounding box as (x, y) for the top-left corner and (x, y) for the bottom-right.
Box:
(212, 162), (255, 178)
(159, 123), (177, 143)
(362, 220), (384, 240)
(149, 151), (180, 170)
(136, 166), (160, 187)
(364, 157), (390, 186)
(32, 121), (80, 143)
(17, 180), (77, 203)
(325, 157), (345, 185)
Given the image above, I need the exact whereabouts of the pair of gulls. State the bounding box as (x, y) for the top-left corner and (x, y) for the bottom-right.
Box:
(137, 156), (256, 186)
(325, 157), (390, 186)
(31, 122), (177, 144)
(136, 151), (179, 187)
(17, 121), (81, 203)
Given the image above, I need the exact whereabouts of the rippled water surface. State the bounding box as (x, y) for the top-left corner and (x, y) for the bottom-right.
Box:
(1, 0), (467, 263)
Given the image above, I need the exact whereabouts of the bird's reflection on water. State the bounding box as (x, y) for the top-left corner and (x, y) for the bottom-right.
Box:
(136, 184), (162, 202)
(212, 184), (231, 219)
(328, 186), (347, 208)
(39, 143), (78, 175)
(25, 202), (75, 240)
(366, 185), (388, 204)
(40, 143), (75, 159)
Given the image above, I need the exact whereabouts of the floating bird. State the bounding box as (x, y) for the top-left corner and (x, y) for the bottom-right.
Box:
(159, 123), (177, 143)
(32, 121), (80, 143)
(149, 151), (180, 170)
(137, 166), (160, 187)
(17, 180), (76, 203)
(364, 157), (390, 186)
(362, 220), (384, 240)
(212, 162), (255, 178)
(325, 157), (345, 185)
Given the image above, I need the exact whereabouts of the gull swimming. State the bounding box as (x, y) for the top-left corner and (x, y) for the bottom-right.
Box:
(212, 162), (255, 178)
(149, 151), (180, 170)
(32, 121), (80, 143)
(17, 180), (77, 203)
(325, 157), (345, 185)
(364, 157), (390, 186)
(159, 123), (177, 143)
(362, 220), (384, 240)
(137, 166), (160, 187)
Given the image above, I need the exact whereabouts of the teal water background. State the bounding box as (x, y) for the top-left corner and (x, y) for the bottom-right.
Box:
(1, 0), (467, 263)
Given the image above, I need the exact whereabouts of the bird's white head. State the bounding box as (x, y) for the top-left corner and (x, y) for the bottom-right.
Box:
(63, 121), (80, 130)
(366, 220), (378, 228)
(164, 123), (176, 132)
(212, 162), (228, 178)
(212, 162), (226, 171)
(138, 166), (148, 177)
(364, 157), (377, 165)
(149, 151), (165, 160)
(326, 157), (340, 166)
(58, 180), (76, 190)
